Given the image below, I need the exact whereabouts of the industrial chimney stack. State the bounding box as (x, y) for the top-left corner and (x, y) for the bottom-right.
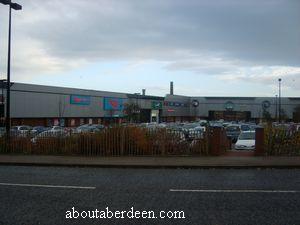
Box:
(170, 81), (174, 95)
(142, 89), (146, 95)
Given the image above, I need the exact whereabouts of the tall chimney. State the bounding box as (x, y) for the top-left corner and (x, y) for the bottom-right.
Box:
(142, 89), (146, 95)
(170, 81), (174, 95)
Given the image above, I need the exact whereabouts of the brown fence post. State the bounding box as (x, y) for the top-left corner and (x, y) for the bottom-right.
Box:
(255, 127), (265, 156)
(210, 127), (221, 156)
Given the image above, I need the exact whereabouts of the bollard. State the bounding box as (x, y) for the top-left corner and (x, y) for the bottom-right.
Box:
(255, 127), (265, 156)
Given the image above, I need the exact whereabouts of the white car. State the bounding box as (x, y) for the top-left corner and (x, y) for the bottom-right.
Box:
(50, 126), (64, 131)
(31, 130), (66, 143)
(11, 125), (33, 137)
(235, 131), (256, 150)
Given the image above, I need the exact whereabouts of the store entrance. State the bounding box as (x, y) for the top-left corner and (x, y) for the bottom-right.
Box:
(209, 110), (251, 121)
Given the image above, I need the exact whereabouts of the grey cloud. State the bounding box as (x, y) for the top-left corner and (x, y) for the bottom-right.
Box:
(1, 0), (299, 82)
(14, 0), (299, 64)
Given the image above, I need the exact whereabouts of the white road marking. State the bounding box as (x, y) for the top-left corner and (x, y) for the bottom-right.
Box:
(170, 189), (299, 193)
(0, 182), (96, 190)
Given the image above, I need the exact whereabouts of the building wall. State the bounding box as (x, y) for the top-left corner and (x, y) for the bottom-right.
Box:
(2, 83), (300, 123)
(127, 94), (164, 122)
(164, 95), (300, 120)
(162, 94), (191, 117)
(196, 97), (300, 119)
(8, 83), (128, 119)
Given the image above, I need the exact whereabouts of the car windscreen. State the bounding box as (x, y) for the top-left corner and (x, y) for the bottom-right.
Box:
(238, 132), (255, 140)
(240, 125), (250, 131)
(183, 124), (198, 129)
(226, 126), (240, 132)
(20, 127), (30, 130)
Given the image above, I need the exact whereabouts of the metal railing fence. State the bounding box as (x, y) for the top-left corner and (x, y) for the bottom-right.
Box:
(0, 126), (215, 156)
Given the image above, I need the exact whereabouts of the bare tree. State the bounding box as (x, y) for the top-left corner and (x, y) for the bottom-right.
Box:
(124, 102), (140, 123)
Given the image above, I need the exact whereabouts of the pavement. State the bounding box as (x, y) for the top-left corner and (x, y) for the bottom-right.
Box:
(0, 166), (299, 225)
(0, 154), (300, 168)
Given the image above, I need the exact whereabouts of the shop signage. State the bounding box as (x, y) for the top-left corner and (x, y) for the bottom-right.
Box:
(164, 101), (187, 107)
(192, 100), (199, 107)
(224, 101), (234, 111)
(70, 95), (91, 105)
(104, 97), (124, 111)
(151, 101), (163, 109)
(262, 100), (271, 109)
(104, 114), (123, 118)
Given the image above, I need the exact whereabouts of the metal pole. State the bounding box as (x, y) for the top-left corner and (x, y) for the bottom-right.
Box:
(278, 78), (282, 123)
(1, 80), (4, 127)
(5, 5), (11, 141)
(275, 95), (278, 122)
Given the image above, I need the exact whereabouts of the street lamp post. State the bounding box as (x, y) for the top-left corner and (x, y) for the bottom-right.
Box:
(275, 94), (278, 122)
(0, 79), (6, 126)
(0, 0), (22, 141)
(278, 78), (282, 123)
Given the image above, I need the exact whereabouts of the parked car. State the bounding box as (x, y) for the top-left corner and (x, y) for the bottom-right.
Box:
(209, 121), (223, 128)
(50, 126), (64, 131)
(235, 131), (256, 150)
(31, 129), (67, 143)
(188, 126), (205, 139)
(226, 125), (241, 142)
(32, 126), (49, 134)
(75, 124), (105, 133)
(90, 124), (105, 130)
(11, 125), (33, 137)
(166, 123), (184, 132)
(182, 123), (205, 140)
(240, 124), (251, 131)
(157, 123), (167, 128)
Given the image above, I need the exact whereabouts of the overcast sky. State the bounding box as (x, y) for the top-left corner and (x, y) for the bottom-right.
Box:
(0, 0), (299, 97)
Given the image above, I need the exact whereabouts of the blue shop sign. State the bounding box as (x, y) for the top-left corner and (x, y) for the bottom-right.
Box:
(70, 95), (91, 105)
(104, 97), (124, 111)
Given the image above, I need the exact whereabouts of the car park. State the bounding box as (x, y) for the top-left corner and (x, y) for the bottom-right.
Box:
(4, 121), (265, 142)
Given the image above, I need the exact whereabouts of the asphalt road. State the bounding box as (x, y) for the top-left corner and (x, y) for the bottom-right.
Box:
(0, 166), (299, 225)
